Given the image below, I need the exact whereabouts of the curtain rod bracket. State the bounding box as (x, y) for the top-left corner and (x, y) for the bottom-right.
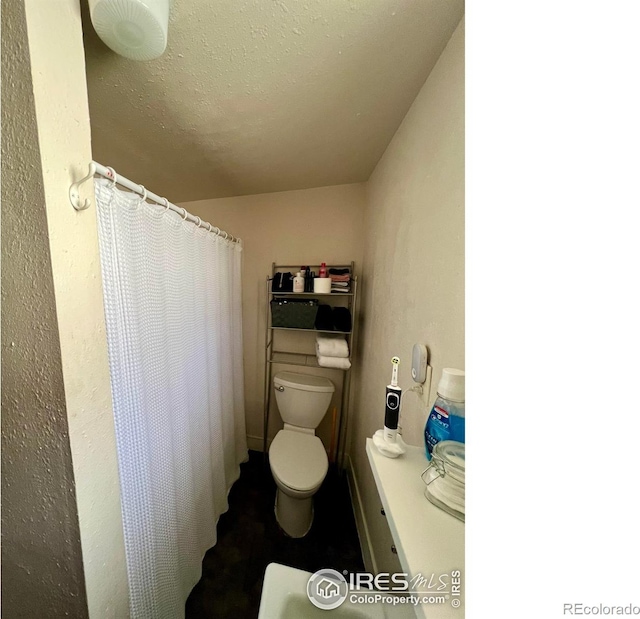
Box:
(70, 162), (97, 211)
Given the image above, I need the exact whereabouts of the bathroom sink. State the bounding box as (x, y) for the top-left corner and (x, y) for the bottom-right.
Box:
(258, 563), (413, 619)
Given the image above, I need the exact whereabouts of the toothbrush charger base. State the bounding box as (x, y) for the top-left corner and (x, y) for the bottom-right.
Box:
(373, 429), (407, 458)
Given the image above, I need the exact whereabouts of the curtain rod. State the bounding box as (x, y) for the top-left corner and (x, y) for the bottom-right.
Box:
(69, 161), (242, 245)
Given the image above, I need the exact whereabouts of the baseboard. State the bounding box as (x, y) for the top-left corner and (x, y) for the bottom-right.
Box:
(346, 453), (377, 575)
(246, 434), (272, 452)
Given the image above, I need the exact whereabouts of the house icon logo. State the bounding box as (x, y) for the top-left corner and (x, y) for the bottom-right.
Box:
(307, 568), (348, 610)
(317, 577), (340, 598)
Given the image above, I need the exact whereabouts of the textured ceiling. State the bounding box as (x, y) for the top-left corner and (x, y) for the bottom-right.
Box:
(82, 0), (464, 202)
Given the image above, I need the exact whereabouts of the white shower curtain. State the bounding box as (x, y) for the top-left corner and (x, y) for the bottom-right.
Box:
(94, 179), (248, 618)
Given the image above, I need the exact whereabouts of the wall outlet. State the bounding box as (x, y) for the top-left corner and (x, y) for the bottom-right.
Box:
(423, 364), (433, 420)
(425, 364), (433, 397)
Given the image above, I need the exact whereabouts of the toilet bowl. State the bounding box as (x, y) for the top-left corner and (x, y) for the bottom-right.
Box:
(269, 372), (335, 538)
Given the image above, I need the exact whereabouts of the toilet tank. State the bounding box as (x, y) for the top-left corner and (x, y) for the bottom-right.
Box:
(273, 372), (335, 429)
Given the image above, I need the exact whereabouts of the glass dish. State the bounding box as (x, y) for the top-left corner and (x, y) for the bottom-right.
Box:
(421, 440), (465, 522)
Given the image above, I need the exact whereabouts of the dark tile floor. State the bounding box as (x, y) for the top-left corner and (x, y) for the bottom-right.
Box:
(185, 450), (365, 619)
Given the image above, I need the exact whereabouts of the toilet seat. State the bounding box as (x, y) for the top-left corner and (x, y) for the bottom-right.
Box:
(269, 430), (328, 493)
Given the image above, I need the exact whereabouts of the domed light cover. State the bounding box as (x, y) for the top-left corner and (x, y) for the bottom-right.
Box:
(89, 0), (169, 61)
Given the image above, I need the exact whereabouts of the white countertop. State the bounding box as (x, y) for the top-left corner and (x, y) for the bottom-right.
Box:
(366, 438), (465, 619)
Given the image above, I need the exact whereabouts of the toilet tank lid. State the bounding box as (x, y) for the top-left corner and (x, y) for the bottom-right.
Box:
(274, 372), (335, 393)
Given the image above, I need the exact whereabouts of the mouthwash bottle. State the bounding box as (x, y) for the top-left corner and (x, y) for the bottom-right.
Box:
(424, 368), (465, 459)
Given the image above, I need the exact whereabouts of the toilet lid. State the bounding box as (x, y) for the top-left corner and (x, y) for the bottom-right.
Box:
(270, 430), (329, 492)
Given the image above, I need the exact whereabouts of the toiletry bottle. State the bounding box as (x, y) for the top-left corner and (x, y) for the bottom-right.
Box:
(293, 271), (304, 293)
(319, 262), (327, 278)
(424, 368), (465, 459)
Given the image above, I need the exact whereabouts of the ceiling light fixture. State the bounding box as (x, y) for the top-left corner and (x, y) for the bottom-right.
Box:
(88, 0), (169, 61)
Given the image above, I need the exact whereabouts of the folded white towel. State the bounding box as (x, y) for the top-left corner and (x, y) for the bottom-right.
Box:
(316, 354), (351, 370)
(316, 335), (349, 358)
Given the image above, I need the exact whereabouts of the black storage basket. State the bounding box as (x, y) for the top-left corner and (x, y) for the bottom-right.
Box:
(270, 298), (319, 329)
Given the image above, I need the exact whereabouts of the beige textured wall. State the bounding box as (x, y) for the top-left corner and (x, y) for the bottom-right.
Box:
(21, 0), (130, 615)
(182, 183), (365, 451)
(1, 2), (89, 616)
(349, 19), (465, 574)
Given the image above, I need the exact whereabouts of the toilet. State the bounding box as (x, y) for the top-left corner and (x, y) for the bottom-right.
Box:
(269, 371), (335, 538)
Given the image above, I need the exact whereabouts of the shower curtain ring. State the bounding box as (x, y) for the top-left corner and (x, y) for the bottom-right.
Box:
(223, 231), (229, 240)
(194, 216), (202, 228)
(161, 197), (170, 213)
(180, 208), (188, 221)
(139, 185), (147, 204)
(106, 166), (117, 187)
(207, 223), (213, 233)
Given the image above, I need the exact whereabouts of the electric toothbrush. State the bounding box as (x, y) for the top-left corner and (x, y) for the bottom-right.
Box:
(384, 356), (402, 443)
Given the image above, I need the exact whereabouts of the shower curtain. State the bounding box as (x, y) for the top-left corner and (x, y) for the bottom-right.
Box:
(94, 179), (248, 618)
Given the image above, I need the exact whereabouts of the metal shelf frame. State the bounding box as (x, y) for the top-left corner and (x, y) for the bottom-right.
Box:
(262, 262), (358, 471)
(268, 292), (354, 297)
(269, 326), (352, 334)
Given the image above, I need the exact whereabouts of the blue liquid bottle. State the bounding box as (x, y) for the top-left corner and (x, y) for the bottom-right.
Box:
(449, 401), (465, 443)
(424, 368), (465, 459)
